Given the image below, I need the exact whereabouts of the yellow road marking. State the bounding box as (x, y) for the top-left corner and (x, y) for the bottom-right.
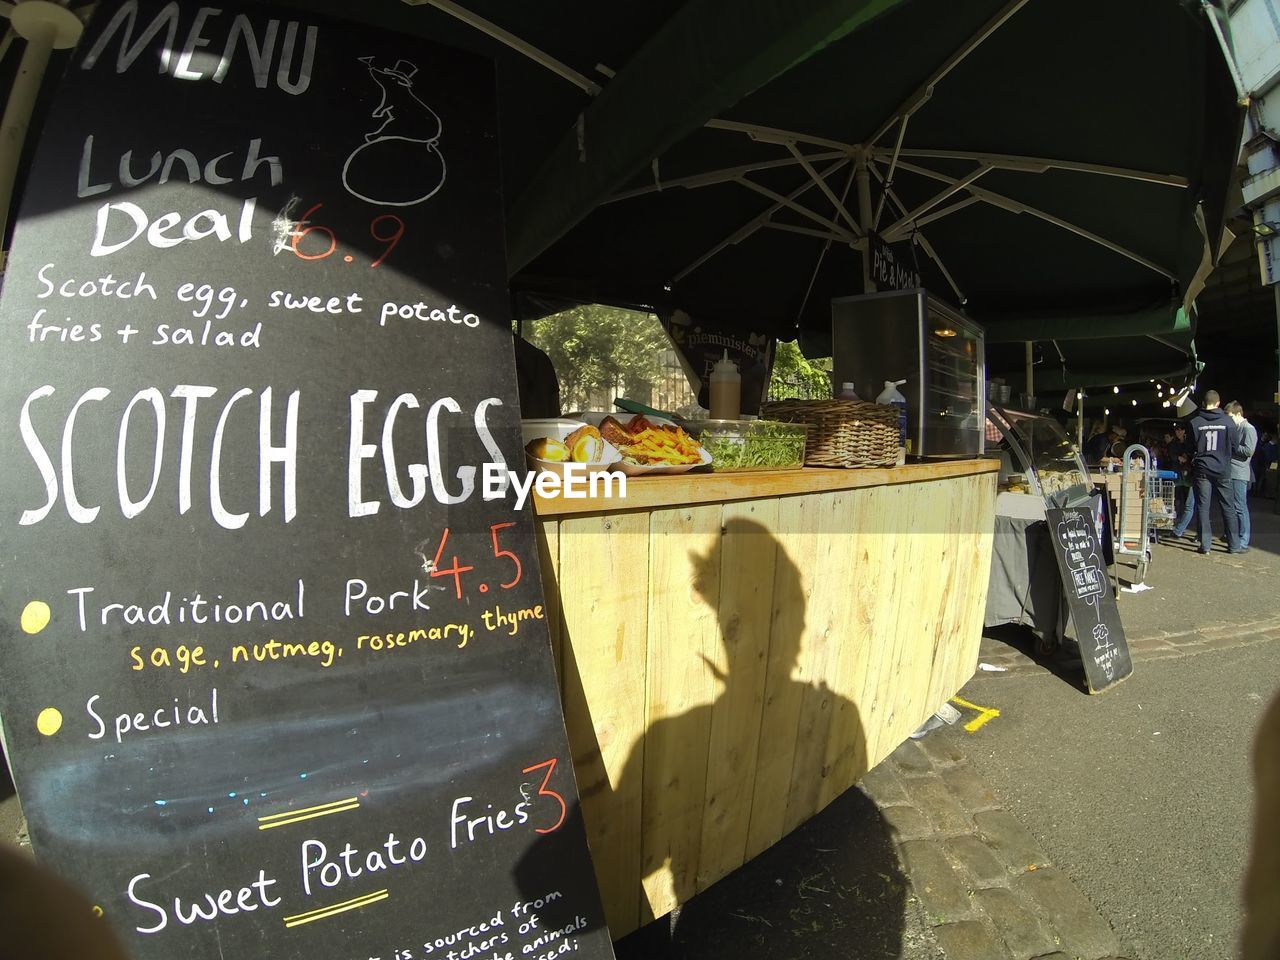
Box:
(283, 889), (389, 928)
(950, 696), (1001, 733)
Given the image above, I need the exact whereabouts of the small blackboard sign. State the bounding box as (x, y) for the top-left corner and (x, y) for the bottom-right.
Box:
(0, 2), (613, 958)
(1045, 507), (1133, 694)
(868, 231), (922, 292)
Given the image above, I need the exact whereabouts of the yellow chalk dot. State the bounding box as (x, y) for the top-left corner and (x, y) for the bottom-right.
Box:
(92, 906), (104, 918)
(20, 600), (50, 635)
(36, 708), (63, 736)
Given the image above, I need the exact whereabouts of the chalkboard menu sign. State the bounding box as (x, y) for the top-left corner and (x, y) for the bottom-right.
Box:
(1045, 507), (1133, 694)
(0, 2), (614, 958)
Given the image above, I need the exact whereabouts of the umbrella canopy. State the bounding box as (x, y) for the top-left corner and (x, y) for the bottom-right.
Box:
(30, 0), (1232, 384)
(501, 0), (1239, 384)
(368, 0), (1241, 387)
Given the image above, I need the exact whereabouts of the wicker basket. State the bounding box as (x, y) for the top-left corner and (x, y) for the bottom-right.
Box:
(760, 399), (899, 468)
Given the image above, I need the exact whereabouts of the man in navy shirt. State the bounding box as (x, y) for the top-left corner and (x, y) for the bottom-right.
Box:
(1186, 390), (1243, 554)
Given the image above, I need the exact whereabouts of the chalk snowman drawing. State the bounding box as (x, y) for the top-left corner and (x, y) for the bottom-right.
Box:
(342, 57), (446, 206)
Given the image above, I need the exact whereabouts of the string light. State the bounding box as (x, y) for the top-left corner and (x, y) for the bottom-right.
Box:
(1112, 386), (1120, 394)
(1104, 408), (1111, 415)
(1131, 399), (1137, 406)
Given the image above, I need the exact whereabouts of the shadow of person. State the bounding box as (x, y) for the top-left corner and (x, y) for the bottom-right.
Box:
(517, 518), (906, 959)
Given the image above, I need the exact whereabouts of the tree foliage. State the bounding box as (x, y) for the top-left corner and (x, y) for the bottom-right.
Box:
(768, 340), (832, 400)
(521, 305), (674, 411)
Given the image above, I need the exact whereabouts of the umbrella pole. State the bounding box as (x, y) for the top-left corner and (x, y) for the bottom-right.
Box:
(857, 150), (874, 291)
(0, 2), (82, 267)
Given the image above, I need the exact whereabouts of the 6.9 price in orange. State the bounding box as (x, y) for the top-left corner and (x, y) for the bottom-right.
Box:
(290, 201), (404, 268)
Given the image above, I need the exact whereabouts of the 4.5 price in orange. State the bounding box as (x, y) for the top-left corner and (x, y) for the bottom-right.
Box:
(425, 523), (523, 601)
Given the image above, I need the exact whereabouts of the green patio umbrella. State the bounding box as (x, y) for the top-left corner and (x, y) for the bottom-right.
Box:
(370, 0), (1242, 388)
(21, 0), (1232, 385)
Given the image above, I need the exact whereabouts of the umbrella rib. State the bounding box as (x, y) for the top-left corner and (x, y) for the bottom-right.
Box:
(704, 118), (857, 152)
(796, 164), (858, 329)
(869, 161), (965, 304)
(869, 147), (1188, 187)
(893, 158), (1175, 279)
(764, 222), (850, 242)
(882, 195), (981, 242)
(606, 150), (847, 203)
(868, 0), (1033, 147)
(670, 158), (851, 284)
(872, 116), (910, 229)
(736, 177), (856, 241)
(420, 0), (602, 94)
(784, 141), (861, 234)
(880, 165), (991, 240)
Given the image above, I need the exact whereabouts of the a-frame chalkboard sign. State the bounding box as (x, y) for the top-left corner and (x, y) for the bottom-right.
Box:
(1045, 507), (1133, 694)
(0, 2), (614, 958)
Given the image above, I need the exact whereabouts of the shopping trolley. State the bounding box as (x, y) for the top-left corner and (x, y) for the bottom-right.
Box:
(1115, 443), (1178, 586)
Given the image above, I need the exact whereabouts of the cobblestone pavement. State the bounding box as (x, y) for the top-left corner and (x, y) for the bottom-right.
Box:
(878, 595), (1280, 960)
(976, 616), (1280, 678)
(864, 737), (1130, 960)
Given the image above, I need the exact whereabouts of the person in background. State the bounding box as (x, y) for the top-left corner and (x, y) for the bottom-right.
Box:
(1167, 424), (1192, 519)
(1083, 420), (1110, 463)
(1227, 401), (1257, 550)
(1185, 390), (1242, 554)
(1257, 430), (1278, 499)
(1086, 425), (1124, 465)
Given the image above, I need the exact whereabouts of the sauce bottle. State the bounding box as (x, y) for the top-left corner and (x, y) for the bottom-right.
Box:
(709, 350), (742, 420)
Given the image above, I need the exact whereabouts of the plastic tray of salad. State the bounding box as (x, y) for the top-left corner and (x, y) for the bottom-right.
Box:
(686, 419), (808, 472)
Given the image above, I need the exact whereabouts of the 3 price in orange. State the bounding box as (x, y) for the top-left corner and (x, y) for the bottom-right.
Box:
(290, 201), (405, 267)
(427, 523), (523, 600)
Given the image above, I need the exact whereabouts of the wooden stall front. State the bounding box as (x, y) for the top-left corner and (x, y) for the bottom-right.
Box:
(533, 460), (998, 937)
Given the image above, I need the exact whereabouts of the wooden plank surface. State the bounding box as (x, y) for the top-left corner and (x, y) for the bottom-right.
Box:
(547, 470), (997, 935)
(696, 498), (779, 892)
(640, 505), (722, 921)
(856, 482), (915, 766)
(743, 492), (821, 859)
(556, 511), (650, 936)
(816, 486), (881, 809)
(782, 490), (848, 833)
(884, 481), (947, 749)
(535, 520), (563, 680)
(535, 459), (1000, 516)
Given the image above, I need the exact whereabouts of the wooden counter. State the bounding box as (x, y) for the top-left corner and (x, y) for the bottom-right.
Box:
(533, 461), (998, 936)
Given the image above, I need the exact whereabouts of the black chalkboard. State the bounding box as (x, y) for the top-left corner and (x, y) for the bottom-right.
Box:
(0, 2), (614, 958)
(1045, 507), (1133, 694)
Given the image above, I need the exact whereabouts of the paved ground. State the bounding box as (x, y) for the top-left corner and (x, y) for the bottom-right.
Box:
(944, 637), (1278, 960)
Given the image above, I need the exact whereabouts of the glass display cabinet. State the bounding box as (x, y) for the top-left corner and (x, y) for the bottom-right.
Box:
(986, 404), (1092, 508)
(831, 289), (985, 459)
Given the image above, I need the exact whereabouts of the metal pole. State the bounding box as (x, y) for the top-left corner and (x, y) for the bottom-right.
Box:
(856, 149), (875, 292)
(1024, 341), (1033, 408)
(1077, 389), (1085, 452)
(0, 2), (83, 266)
(1274, 284), (1279, 511)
